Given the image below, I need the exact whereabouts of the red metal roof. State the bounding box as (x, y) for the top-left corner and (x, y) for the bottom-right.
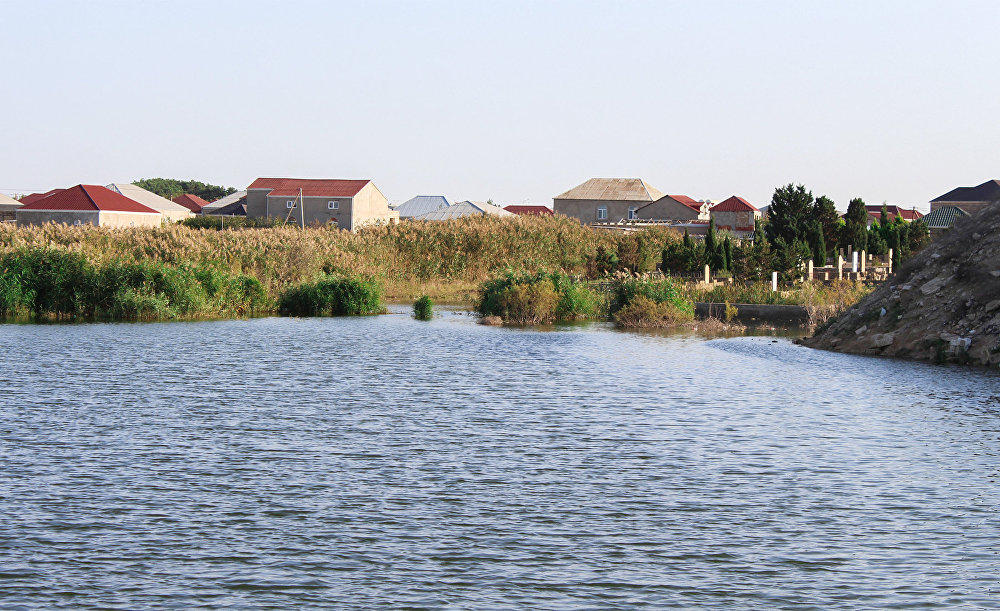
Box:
(503, 205), (553, 216)
(172, 193), (211, 212)
(711, 196), (759, 212)
(19, 185), (158, 213)
(20, 189), (61, 205)
(248, 177), (370, 197)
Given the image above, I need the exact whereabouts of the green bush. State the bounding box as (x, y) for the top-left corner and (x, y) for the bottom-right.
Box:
(181, 216), (287, 230)
(277, 275), (384, 317)
(413, 295), (433, 320)
(612, 294), (695, 328)
(0, 248), (271, 321)
(476, 271), (597, 324)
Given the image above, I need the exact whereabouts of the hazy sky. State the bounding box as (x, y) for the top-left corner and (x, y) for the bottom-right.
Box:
(2, 0), (998, 210)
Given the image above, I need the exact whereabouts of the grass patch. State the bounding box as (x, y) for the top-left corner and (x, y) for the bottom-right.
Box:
(277, 275), (384, 317)
(413, 295), (433, 321)
(476, 271), (598, 325)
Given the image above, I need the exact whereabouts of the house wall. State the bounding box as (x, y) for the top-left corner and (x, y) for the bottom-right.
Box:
(635, 197), (701, 221)
(16, 209), (101, 227)
(351, 182), (397, 229)
(931, 201), (994, 215)
(553, 199), (651, 223)
(98, 211), (163, 228)
(711, 210), (760, 236)
(246, 189), (270, 218)
(266, 195), (354, 228)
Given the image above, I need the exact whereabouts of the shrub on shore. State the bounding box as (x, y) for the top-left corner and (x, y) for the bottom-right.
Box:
(0, 248), (267, 321)
(413, 295), (433, 320)
(609, 275), (695, 328)
(277, 275), (384, 317)
(475, 271), (598, 325)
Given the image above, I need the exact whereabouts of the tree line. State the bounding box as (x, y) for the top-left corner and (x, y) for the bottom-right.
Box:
(133, 178), (237, 203)
(661, 183), (930, 280)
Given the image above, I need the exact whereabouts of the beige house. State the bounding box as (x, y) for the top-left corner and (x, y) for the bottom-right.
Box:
(107, 183), (193, 223)
(709, 196), (761, 238)
(16, 185), (162, 228)
(0, 193), (21, 222)
(635, 194), (709, 222)
(246, 178), (398, 230)
(929, 179), (1000, 215)
(553, 178), (664, 223)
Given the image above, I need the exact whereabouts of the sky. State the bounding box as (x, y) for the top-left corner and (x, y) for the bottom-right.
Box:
(1, 0), (998, 211)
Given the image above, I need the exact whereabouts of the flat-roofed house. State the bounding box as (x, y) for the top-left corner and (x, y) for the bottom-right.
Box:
(0, 193), (22, 222)
(395, 195), (450, 219)
(930, 180), (1000, 215)
(553, 178), (664, 224)
(16, 185), (162, 228)
(107, 183), (193, 222)
(246, 178), (398, 230)
(635, 194), (709, 222)
(710, 196), (761, 238)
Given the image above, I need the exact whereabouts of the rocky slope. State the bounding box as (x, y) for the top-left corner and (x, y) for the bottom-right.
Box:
(801, 202), (1000, 367)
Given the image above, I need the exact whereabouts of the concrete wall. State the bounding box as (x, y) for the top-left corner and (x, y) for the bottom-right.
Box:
(265, 194), (353, 228)
(711, 210), (760, 236)
(351, 182), (397, 229)
(553, 198), (652, 224)
(635, 197), (701, 221)
(98, 211), (163, 228)
(246, 189), (269, 218)
(17, 209), (101, 227)
(16, 209), (161, 228)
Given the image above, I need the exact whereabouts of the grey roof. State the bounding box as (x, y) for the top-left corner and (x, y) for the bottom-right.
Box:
(395, 195), (450, 218)
(922, 205), (969, 229)
(930, 179), (1000, 203)
(203, 197), (247, 216)
(554, 178), (664, 202)
(107, 183), (192, 218)
(414, 200), (513, 220)
(202, 189), (248, 213)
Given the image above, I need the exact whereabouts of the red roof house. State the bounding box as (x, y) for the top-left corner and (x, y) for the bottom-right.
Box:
(503, 204), (554, 216)
(19, 189), (62, 205)
(864, 205), (923, 224)
(172, 193), (212, 213)
(709, 196), (761, 237)
(16, 185), (162, 228)
(244, 177), (397, 230)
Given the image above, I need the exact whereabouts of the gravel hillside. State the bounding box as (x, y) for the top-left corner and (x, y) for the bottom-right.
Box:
(801, 202), (1000, 367)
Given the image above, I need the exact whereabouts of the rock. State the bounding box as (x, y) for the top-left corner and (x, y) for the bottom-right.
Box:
(921, 275), (950, 295)
(880, 307), (887, 318)
(855, 325), (868, 335)
(974, 233), (982, 240)
(987, 300), (1000, 313)
(991, 271), (1000, 278)
(871, 333), (895, 348)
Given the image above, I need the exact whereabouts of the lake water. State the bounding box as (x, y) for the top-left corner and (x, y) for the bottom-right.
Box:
(2, 308), (1000, 608)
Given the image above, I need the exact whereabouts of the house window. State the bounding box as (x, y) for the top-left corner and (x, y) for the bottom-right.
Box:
(328, 200), (339, 210)
(286, 200), (295, 208)
(597, 206), (608, 220)
(628, 206), (637, 220)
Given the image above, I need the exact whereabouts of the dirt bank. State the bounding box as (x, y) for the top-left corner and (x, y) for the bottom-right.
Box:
(800, 202), (1000, 367)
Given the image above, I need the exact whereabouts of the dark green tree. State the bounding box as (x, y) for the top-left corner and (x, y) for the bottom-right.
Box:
(682, 228), (692, 249)
(765, 184), (814, 246)
(880, 203), (890, 227)
(809, 220), (826, 265)
(723, 237), (733, 272)
(842, 197), (869, 252)
(813, 195), (840, 254)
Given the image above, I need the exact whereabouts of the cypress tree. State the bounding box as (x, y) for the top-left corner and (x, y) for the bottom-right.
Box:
(683, 228), (692, 249)
(880, 203), (890, 227)
(811, 220), (826, 265)
(843, 197), (869, 252)
(723, 237), (733, 272)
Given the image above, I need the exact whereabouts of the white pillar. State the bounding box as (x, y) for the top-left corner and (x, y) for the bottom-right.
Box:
(852, 251), (858, 273)
(837, 254), (844, 280)
(704, 264), (710, 284)
(887, 248), (893, 274)
(771, 271), (778, 292)
(860, 251), (866, 274)
(807, 259), (813, 281)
